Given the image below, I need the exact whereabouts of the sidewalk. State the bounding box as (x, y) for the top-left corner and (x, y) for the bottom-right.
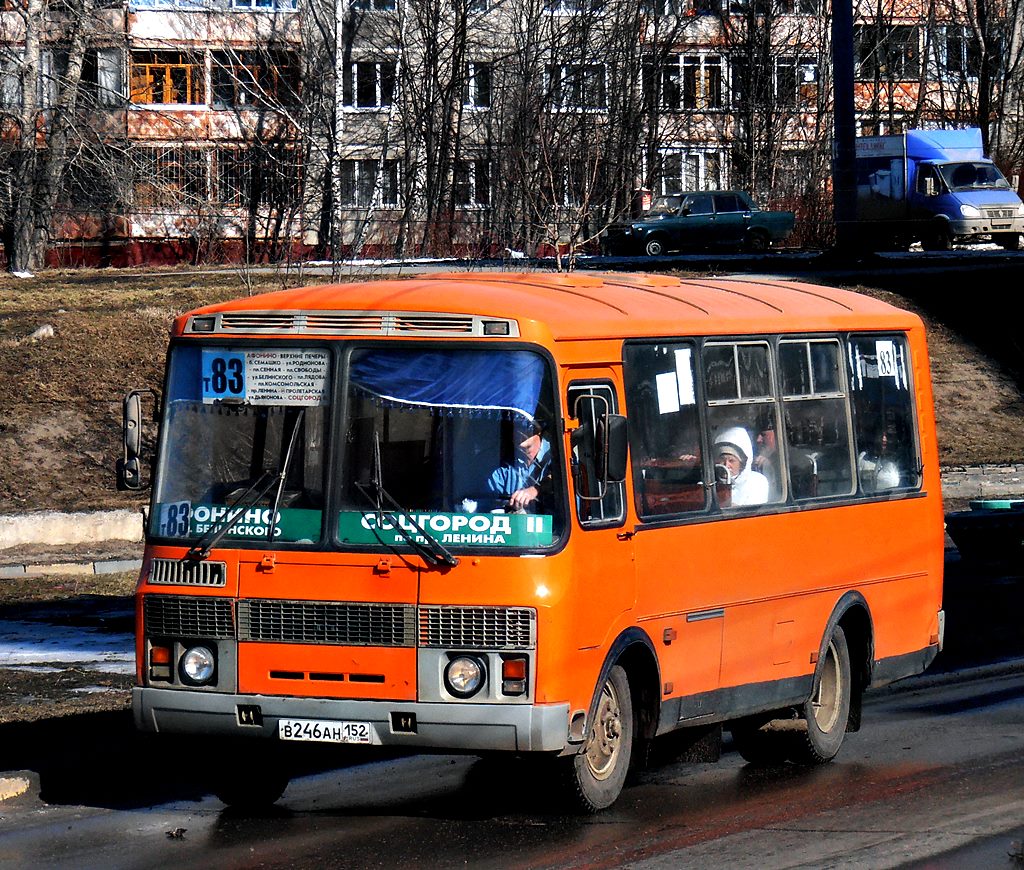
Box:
(1, 464), (1022, 575)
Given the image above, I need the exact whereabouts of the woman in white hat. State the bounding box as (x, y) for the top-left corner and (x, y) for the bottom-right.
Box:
(714, 426), (770, 507)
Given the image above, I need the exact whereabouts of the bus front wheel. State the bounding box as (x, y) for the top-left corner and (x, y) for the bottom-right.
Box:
(789, 625), (852, 765)
(562, 664), (634, 812)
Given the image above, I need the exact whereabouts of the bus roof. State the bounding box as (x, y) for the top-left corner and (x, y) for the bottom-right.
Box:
(181, 273), (920, 341)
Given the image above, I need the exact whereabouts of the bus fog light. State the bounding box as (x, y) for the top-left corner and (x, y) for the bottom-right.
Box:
(444, 655), (485, 698)
(179, 645), (216, 685)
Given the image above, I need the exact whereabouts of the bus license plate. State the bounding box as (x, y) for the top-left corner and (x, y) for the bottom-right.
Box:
(278, 718), (373, 744)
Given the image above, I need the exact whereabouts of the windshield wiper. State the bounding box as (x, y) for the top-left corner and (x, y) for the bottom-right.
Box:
(182, 470), (279, 563)
(354, 434), (459, 569)
(266, 409), (305, 543)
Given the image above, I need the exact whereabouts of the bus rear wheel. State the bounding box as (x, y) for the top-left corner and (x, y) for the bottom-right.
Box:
(561, 664), (634, 812)
(729, 717), (793, 765)
(789, 625), (852, 765)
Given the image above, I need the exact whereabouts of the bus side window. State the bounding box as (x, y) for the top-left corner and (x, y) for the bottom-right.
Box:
(568, 382), (625, 527)
(779, 339), (855, 500)
(623, 342), (708, 518)
(848, 334), (921, 493)
(704, 341), (784, 508)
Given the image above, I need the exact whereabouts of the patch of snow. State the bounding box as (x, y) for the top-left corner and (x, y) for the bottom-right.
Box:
(11, 271), (35, 279)
(0, 620), (134, 675)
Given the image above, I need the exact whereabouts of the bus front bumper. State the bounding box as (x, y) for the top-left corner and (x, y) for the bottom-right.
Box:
(133, 687), (571, 753)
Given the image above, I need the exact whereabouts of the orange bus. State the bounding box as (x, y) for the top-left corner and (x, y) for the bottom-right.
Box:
(122, 272), (945, 811)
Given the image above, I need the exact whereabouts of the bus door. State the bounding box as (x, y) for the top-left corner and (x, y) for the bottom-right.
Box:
(566, 378), (636, 651)
(623, 342), (724, 716)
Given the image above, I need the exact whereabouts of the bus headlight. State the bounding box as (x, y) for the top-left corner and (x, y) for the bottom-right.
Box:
(959, 204), (981, 218)
(444, 655), (486, 698)
(179, 645), (216, 685)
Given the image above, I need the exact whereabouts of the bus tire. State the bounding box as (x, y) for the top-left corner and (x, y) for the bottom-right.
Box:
(729, 718), (792, 765)
(211, 760), (290, 810)
(561, 664), (634, 812)
(995, 232), (1021, 251)
(789, 625), (852, 765)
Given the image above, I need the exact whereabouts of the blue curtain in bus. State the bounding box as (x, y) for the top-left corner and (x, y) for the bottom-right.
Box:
(350, 350), (543, 422)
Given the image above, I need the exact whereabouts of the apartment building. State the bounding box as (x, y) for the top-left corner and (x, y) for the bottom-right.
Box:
(0, 0), (1017, 264)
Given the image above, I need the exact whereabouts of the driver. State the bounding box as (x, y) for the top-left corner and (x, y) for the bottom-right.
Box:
(486, 418), (551, 512)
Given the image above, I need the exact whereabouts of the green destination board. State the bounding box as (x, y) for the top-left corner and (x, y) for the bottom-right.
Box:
(338, 511), (553, 548)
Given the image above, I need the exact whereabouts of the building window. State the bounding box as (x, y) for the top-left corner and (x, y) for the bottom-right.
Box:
(130, 51), (204, 105)
(656, 148), (725, 193)
(544, 0), (604, 13)
(230, 0), (297, 10)
(344, 61), (396, 108)
(547, 63), (607, 110)
(854, 24), (920, 80)
(775, 56), (818, 106)
(464, 62), (491, 108)
(215, 147), (300, 207)
(682, 54), (723, 109)
(340, 158), (399, 206)
(133, 147), (208, 209)
(212, 50), (298, 108)
(643, 54), (681, 110)
(640, 0), (684, 12)
(352, 0), (395, 9)
(453, 159), (491, 207)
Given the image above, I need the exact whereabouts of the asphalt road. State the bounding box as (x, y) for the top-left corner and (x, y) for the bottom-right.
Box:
(1, 552), (1023, 869)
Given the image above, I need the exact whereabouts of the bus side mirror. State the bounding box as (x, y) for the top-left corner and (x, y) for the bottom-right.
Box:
(924, 177), (936, 197)
(597, 414), (628, 483)
(117, 389), (158, 491)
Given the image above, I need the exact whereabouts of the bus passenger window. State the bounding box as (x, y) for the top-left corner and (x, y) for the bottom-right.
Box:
(703, 341), (783, 508)
(779, 339), (855, 500)
(623, 342), (708, 517)
(848, 335), (920, 493)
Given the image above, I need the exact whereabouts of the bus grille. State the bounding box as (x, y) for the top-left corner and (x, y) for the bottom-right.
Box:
(237, 600), (416, 646)
(419, 606), (536, 649)
(984, 207), (1017, 219)
(148, 559), (227, 587)
(144, 595), (235, 639)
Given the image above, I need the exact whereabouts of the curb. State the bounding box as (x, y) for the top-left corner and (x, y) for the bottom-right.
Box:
(0, 558), (142, 579)
(0, 509), (143, 550)
(0, 775), (31, 802)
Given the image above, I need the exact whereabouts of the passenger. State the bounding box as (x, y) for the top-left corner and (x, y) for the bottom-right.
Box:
(858, 431), (901, 491)
(752, 420), (781, 500)
(487, 418), (552, 512)
(714, 426), (770, 507)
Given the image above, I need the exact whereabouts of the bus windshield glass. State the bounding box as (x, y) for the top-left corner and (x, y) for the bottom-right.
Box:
(150, 345), (330, 544)
(337, 347), (564, 551)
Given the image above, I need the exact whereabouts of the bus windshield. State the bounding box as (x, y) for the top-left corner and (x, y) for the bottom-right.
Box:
(150, 344), (564, 552)
(337, 347), (564, 551)
(151, 345), (331, 544)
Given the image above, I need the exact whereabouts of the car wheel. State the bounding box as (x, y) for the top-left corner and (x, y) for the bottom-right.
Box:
(744, 229), (770, 253)
(644, 237), (665, 257)
(995, 232), (1021, 251)
(922, 225), (953, 251)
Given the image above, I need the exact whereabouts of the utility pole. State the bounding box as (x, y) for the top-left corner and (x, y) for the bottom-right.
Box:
(831, 0), (857, 254)
(330, 0), (348, 280)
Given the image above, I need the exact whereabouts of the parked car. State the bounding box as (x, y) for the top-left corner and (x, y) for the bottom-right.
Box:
(601, 190), (795, 256)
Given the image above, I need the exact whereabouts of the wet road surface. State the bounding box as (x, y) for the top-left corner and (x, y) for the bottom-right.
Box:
(1, 667), (1023, 870)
